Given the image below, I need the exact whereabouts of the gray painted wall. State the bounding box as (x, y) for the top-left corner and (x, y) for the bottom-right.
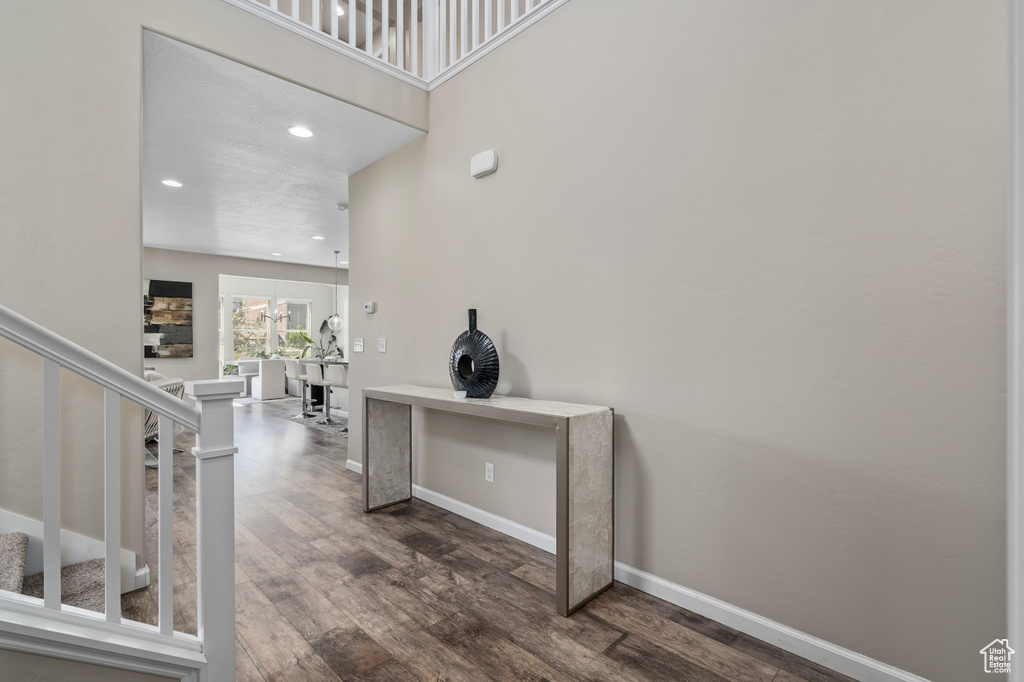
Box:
(348, 2), (1007, 680)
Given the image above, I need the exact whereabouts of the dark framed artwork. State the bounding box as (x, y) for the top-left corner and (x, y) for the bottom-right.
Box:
(144, 279), (193, 358)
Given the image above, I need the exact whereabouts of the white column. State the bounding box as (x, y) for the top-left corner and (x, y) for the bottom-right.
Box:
(186, 379), (243, 682)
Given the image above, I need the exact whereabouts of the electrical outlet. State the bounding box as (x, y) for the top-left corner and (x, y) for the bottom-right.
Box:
(353, 338), (363, 352)
(377, 338), (387, 353)
(485, 462), (494, 483)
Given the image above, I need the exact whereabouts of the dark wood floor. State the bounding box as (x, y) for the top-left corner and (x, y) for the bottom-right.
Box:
(127, 399), (855, 682)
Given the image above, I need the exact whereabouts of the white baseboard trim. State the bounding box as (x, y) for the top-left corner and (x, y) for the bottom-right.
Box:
(0, 509), (145, 594)
(346, 460), (553, 549)
(612, 563), (928, 682)
(345, 460), (555, 551)
(345, 457), (924, 682)
(412, 485), (557, 555)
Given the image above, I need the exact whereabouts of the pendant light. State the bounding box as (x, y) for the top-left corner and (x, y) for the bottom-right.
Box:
(327, 250), (344, 331)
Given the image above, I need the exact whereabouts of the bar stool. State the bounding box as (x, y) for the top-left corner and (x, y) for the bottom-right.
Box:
(305, 364), (336, 425)
(289, 361), (315, 418)
(326, 364), (348, 432)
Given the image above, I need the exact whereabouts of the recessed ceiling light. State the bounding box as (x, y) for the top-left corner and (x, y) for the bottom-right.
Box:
(312, 235), (325, 240)
(337, 5), (345, 16)
(162, 179), (183, 187)
(271, 252), (282, 256)
(289, 126), (313, 138)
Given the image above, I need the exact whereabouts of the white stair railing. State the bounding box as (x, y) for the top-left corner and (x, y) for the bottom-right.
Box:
(0, 303), (242, 682)
(222, 0), (564, 86)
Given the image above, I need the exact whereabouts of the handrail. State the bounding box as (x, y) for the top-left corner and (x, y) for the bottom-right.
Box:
(0, 304), (200, 431)
(221, 0), (567, 90)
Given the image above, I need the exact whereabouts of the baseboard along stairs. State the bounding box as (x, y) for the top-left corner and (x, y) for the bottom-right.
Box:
(0, 532), (107, 612)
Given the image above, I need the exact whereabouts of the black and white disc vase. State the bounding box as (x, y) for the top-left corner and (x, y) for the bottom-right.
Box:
(449, 309), (499, 399)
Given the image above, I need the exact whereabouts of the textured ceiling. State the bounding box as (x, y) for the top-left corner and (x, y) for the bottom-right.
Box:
(142, 31), (423, 268)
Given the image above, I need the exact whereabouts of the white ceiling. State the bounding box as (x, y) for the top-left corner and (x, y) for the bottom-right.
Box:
(142, 31), (423, 269)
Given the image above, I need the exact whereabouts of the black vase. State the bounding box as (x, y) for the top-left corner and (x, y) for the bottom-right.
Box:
(449, 309), (499, 399)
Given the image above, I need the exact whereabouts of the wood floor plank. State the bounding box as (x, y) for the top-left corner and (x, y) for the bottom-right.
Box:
(477, 569), (624, 653)
(358, 567), (462, 628)
(461, 591), (647, 682)
(585, 593), (779, 682)
(349, 660), (420, 682)
(604, 633), (733, 682)
(428, 609), (575, 682)
(236, 637), (268, 682)
(318, 575), (412, 637)
(433, 547), (503, 582)
(368, 619), (494, 682)
(309, 624), (394, 679)
(510, 561), (556, 595)
(235, 523), (322, 603)
(248, 490), (337, 541)
(235, 581), (341, 682)
(241, 514), (352, 587)
(275, 589), (355, 641)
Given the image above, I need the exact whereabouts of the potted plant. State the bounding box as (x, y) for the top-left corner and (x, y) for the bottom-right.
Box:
(299, 319), (344, 360)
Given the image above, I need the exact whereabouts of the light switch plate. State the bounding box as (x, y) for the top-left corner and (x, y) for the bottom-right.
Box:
(378, 338), (387, 353)
(353, 338), (363, 352)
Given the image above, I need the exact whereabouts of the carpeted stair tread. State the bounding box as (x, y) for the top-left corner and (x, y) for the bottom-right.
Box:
(0, 532), (28, 593)
(21, 557), (106, 613)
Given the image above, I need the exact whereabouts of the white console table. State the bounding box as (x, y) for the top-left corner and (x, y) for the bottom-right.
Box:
(362, 385), (614, 616)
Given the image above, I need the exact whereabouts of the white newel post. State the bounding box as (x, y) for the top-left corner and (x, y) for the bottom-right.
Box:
(186, 379), (243, 682)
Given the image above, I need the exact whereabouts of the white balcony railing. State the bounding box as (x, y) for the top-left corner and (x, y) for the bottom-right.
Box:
(0, 304), (243, 681)
(224, 0), (568, 88)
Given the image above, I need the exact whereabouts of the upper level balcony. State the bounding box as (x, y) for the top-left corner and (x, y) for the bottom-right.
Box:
(222, 0), (567, 89)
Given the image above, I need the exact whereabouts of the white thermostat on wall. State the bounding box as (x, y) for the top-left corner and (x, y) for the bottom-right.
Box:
(363, 302), (376, 314)
(470, 149), (498, 178)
